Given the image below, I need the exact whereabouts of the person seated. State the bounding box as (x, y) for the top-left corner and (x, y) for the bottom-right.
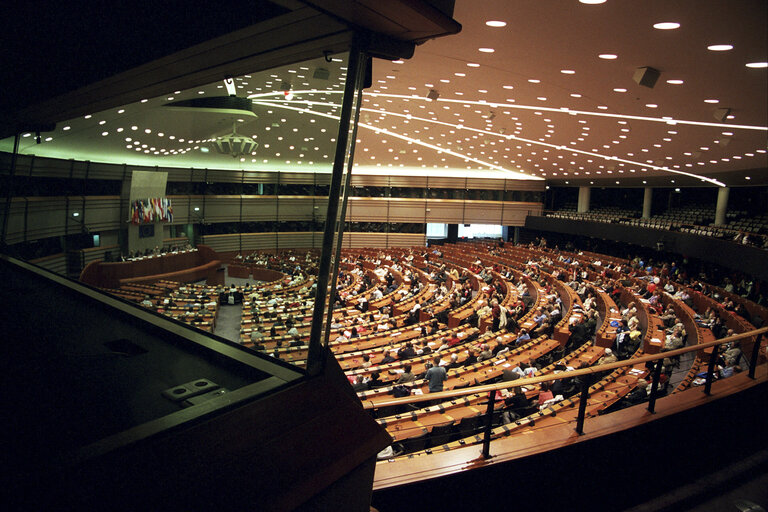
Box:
(463, 347), (479, 367)
(396, 364), (416, 384)
(445, 353), (461, 370)
(515, 328), (531, 346)
(361, 354), (372, 369)
(380, 350), (397, 365)
(598, 348), (618, 366)
(366, 372), (384, 389)
(397, 342), (416, 360)
(250, 326), (264, 342)
(477, 343), (493, 362)
(625, 378), (649, 405)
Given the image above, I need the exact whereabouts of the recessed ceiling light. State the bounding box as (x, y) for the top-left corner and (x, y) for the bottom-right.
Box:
(666, 79), (684, 85)
(704, 99), (719, 103)
(560, 69), (576, 74)
(485, 20), (507, 27)
(599, 53), (618, 60)
(579, 0), (606, 4)
(746, 62), (768, 68)
(478, 48), (495, 53)
(528, 79), (540, 83)
(653, 22), (680, 30)
(502, 85), (514, 89)
(467, 62), (480, 67)
(745, 176), (751, 180)
(570, 93), (582, 98)
(646, 103), (658, 108)
(613, 88), (627, 92)
(707, 44), (733, 51)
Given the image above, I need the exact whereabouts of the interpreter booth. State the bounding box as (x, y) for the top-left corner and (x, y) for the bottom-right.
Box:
(0, 2), (461, 510)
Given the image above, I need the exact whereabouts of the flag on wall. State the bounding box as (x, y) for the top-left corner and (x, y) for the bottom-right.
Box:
(129, 197), (174, 224)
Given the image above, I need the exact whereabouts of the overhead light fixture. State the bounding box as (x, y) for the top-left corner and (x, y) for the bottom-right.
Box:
(212, 123), (258, 158)
(485, 20), (506, 27)
(707, 44), (733, 51)
(653, 22), (680, 30)
(745, 62), (768, 68)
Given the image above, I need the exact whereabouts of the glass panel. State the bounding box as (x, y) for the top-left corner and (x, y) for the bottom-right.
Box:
(0, 50), (355, 373)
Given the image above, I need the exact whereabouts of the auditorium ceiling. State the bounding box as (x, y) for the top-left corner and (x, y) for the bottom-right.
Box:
(1, 0), (765, 187)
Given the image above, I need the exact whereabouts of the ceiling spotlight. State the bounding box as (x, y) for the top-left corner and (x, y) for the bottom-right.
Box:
(212, 123), (258, 158)
(653, 22), (680, 30)
(427, 89), (440, 100)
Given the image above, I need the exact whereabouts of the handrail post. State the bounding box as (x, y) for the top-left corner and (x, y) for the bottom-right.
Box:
(647, 359), (663, 414)
(703, 344), (720, 396)
(748, 334), (762, 380)
(481, 389), (495, 459)
(575, 373), (592, 435)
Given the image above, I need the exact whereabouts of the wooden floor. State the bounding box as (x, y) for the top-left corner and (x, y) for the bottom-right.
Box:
(373, 363), (767, 489)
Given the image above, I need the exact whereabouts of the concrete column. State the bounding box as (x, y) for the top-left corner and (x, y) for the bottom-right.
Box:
(715, 187), (729, 225)
(642, 187), (653, 219)
(577, 186), (591, 213)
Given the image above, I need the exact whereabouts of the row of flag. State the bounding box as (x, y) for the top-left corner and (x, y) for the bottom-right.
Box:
(130, 197), (173, 224)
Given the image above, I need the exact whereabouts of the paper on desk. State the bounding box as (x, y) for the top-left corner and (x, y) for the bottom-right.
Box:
(412, 389), (423, 395)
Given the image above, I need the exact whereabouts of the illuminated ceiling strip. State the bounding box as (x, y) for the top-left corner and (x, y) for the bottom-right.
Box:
(255, 95), (727, 185)
(354, 107), (727, 187)
(362, 92), (768, 132)
(251, 99), (541, 180)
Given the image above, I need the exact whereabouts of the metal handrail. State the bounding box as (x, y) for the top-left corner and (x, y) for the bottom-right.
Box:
(362, 327), (767, 410)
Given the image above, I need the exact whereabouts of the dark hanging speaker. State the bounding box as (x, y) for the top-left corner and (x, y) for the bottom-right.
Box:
(633, 66), (661, 88)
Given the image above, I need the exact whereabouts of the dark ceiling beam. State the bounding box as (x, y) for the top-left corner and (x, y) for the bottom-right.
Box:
(301, 0), (461, 44)
(0, 8), (353, 139)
